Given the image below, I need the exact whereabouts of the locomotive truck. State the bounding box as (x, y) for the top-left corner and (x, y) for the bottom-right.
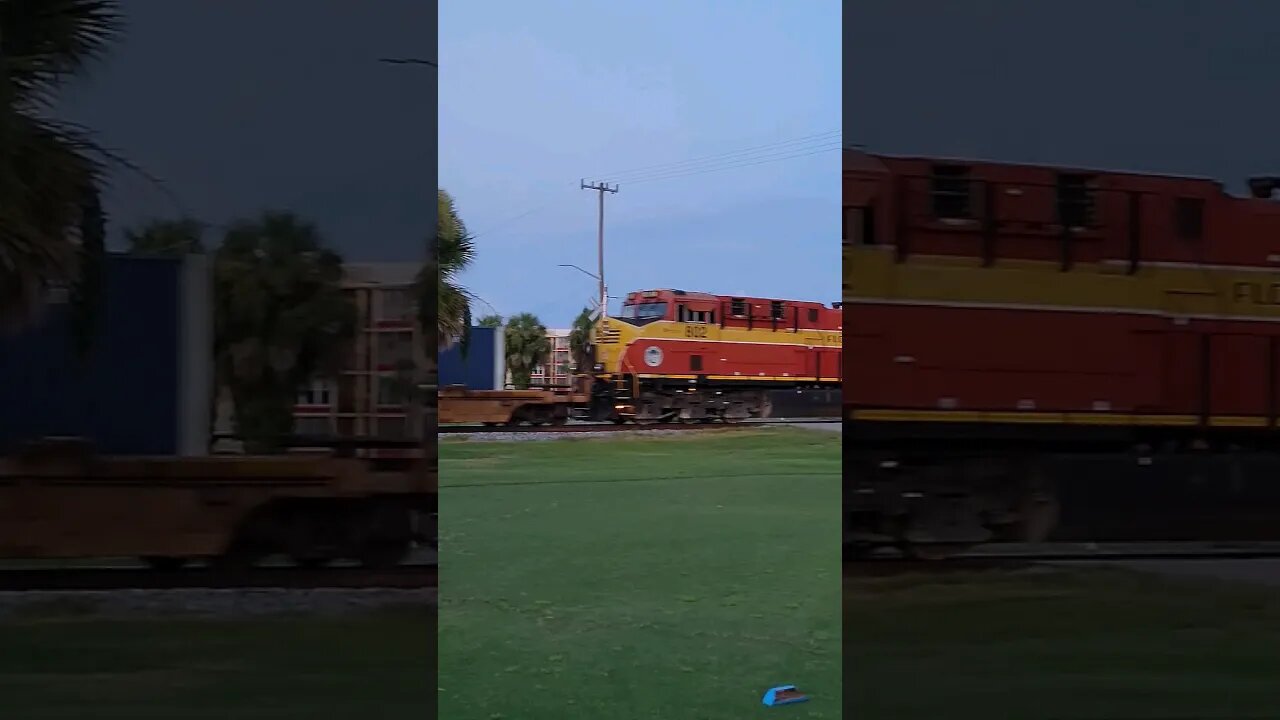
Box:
(845, 149), (1280, 559)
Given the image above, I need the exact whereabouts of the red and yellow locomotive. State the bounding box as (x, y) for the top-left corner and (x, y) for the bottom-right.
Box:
(845, 148), (1280, 558)
(590, 289), (842, 422)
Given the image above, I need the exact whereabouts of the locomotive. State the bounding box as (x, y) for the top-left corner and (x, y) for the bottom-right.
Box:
(845, 149), (1280, 559)
(588, 289), (842, 423)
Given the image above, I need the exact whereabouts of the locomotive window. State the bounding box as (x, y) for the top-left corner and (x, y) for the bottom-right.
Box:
(808, 308), (818, 323)
(1175, 197), (1203, 240)
(1056, 173), (1097, 228)
(690, 355), (703, 372)
(770, 301), (785, 320)
(931, 164), (972, 219)
(730, 298), (746, 316)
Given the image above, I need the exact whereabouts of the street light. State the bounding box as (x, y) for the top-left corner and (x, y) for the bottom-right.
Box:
(559, 264), (609, 317)
(557, 263), (599, 281)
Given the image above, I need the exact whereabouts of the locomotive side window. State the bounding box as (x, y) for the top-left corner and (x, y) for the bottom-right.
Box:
(844, 205), (877, 245)
(730, 298), (746, 317)
(770, 301), (785, 320)
(931, 164), (972, 219)
(1176, 197), (1204, 240)
(1057, 173), (1097, 228)
(808, 308), (818, 323)
(690, 355), (703, 372)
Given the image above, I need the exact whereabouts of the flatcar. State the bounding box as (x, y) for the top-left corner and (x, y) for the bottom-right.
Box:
(438, 381), (590, 426)
(0, 437), (435, 569)
(589, 289), (842, 423)
(845, 149), (1280, 558)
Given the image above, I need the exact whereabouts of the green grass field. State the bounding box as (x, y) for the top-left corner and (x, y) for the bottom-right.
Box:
(438, 428), (842, 719)
(846, 566), (1280, 719)
(0, 606), (435, 719)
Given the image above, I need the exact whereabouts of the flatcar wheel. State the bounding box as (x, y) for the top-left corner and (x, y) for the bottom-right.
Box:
(211, 546), (265, 570)
(141, 556), (186, 572)
(903, 542), (972, 561)
(358, 541), (411, 569)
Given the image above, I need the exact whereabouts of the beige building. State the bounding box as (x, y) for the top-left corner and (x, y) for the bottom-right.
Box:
(293, 262), (426, 439)
(527, 328), (572, 388)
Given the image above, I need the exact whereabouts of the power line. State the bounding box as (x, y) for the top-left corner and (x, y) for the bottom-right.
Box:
(591, 129), (840, 183)
(463, 130), (843, 245)
(470, 205), (551, 239)
(622, 141), (842, 185)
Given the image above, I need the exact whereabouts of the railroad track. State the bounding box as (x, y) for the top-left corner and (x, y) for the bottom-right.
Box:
(847, 547), (1280, 576)
(0, 563), (438, 591)
(439, 418), (838, 434)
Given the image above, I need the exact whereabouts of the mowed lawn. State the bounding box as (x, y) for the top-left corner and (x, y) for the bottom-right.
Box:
(846, 566), (1280, 719)
(0, 606), (435, 719)
(438, 429), (842, 719)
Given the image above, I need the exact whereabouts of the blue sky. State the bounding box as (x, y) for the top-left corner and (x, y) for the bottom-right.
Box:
(439, 0), (841, 328)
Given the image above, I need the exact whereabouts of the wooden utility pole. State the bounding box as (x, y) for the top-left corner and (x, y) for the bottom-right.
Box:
(580, 180), (618, 312)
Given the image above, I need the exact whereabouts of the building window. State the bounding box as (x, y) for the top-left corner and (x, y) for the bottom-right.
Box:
(297, 379), (332, 406)
(294, 416), (332, 437)
(377, 333), (413, 366)
(1056, 173), (1096, 228)
(377, 375), (411, 406)
(730, 298), (747, 317)
(931, 164), (972, 219)
(1175, 197), (1203, 240)
(379, 289), (414, 321)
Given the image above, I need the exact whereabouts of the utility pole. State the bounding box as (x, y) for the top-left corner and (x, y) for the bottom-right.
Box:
(580, 180), (618, 313)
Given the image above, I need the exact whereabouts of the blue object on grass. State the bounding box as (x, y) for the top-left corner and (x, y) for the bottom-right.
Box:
(762, 685), (809, 706)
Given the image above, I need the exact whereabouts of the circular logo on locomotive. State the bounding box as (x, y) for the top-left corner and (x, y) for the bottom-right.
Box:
(643, 346), (663, 367)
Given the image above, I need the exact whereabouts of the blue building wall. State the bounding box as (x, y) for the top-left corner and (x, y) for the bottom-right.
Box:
(0, 254), (197, 455)
(438, 326), (503, 390)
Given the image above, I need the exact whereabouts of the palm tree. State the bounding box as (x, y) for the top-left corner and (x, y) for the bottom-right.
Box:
(125, 218), (206, 255)
(568, 307), (593, 372)
(437, 188), (474, 349)
(0, 1), (121, 328)
(213, 211), (356, 453)
(477, 314), (503, 328)
(504, 312), (550, 389)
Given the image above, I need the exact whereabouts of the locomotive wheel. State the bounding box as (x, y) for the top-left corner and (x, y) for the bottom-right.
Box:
(141, 556), (186, 572)
(1019, 493), (1060, 543)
